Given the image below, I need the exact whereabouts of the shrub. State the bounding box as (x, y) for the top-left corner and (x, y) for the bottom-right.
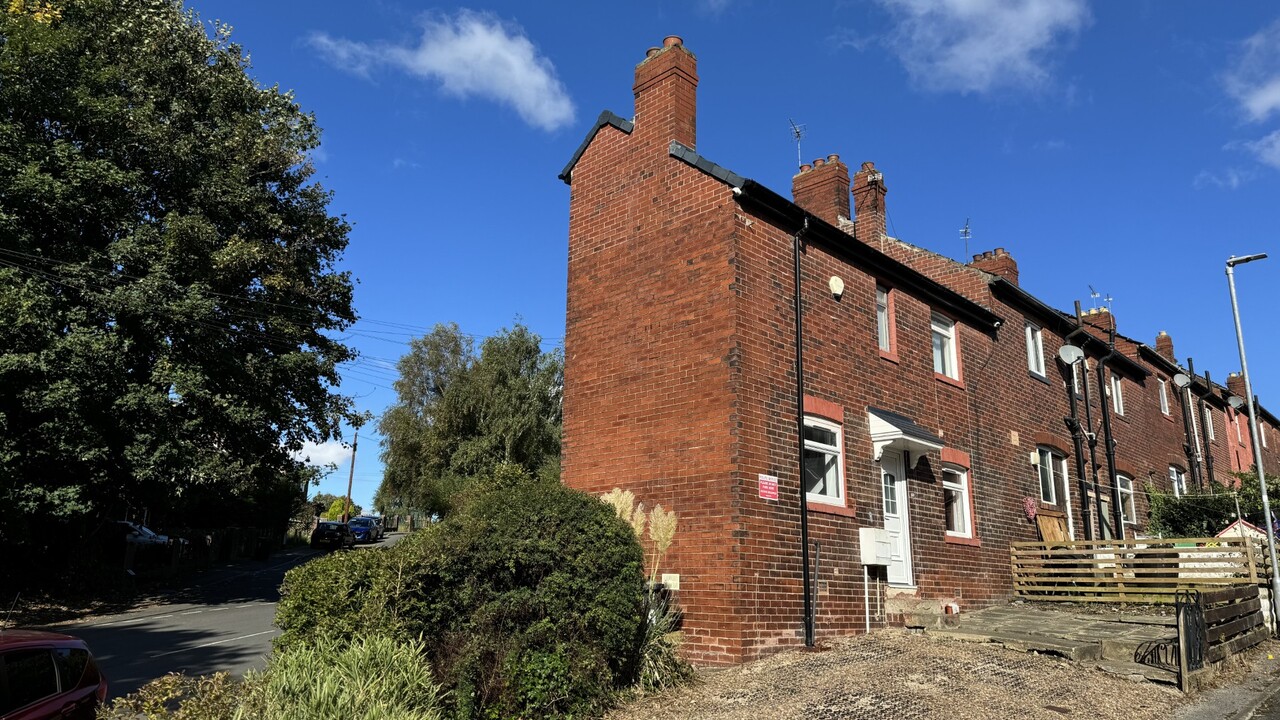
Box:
(274, 481), (647, 718)
(99, 636), (443, 720)
(239, 635), (443, 720)
(635, 586), (694, 693)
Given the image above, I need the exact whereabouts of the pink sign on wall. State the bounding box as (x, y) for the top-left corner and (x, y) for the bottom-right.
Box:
(758, 474), (779, 500)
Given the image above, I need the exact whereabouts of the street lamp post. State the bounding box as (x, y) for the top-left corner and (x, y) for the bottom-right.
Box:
(1225, 252), (1278, 633)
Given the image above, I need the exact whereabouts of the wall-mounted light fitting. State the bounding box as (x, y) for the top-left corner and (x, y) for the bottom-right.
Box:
(828, 276), (845, 300)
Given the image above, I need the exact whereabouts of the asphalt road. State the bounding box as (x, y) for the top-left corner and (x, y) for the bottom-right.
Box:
(59, 532), (404, 699)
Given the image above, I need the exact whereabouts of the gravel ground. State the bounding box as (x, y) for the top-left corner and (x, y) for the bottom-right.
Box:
(609, 630), (1188, 720)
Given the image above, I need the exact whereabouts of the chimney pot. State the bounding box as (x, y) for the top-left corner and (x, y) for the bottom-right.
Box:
(995, 247), (1006, 256)
(646, 47), (661, 58)
(827, 153), (839, 163)
(663, 35), (682, 48)
(799, 163), (812, 173)
(813, 158), (825, 167)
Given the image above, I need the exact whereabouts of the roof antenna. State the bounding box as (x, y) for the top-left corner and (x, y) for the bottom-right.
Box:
(960, 218), (971, 260)
(1087, 285), (1114, 313)
(788, 118), (806, 171)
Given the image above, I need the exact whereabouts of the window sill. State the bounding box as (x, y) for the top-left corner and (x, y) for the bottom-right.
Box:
(878, 349), (900, 364)
(934, 372), (965, 390)
(945, 534), (981, 547)
(1028, 371), (1050, 386)
(807, 501), (857, 518)
(1163, 413), (1175, 422)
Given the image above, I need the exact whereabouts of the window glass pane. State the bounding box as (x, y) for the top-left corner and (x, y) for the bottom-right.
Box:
(1159, 380), (1170, 415)
(804, 424), (837, 447)
(55, 648), (93, 690)
(932, 329), (947, 375)
(876, 287), (890, 351)
(1037, 450), (1055, 503)
(1, 649), (59, 714)
(1099, 499), (1113, 539)
(1205, 408), (1215, 440)
(943, 469), (969, 536)
(882, 471), (898, 515)
(804, 446), (839, 498)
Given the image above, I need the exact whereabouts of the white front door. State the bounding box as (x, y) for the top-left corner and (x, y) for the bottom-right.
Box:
(881, 449), (914, 586)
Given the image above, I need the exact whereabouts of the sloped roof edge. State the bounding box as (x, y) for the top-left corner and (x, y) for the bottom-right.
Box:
(667, 142), (1003, 333)
(558, 111), (634, 184)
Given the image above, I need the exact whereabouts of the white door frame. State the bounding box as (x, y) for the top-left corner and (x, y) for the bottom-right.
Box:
(881, 449), (914, 587)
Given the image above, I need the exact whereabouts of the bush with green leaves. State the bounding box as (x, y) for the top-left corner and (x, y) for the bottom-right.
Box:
(99, 635), (443, 720)
(1147, 471), (1277, 538)
(275, 480), (647, 718)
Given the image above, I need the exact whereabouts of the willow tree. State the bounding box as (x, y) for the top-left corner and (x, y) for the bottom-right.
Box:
(0, 0), (357, 553)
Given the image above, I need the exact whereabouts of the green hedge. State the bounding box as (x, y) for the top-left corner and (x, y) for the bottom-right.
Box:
(275, 481), (647, 718)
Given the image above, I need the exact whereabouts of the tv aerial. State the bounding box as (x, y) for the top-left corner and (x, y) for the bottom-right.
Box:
(788, 118), (806, 171)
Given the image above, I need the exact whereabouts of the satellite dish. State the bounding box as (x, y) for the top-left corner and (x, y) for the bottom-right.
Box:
(1057, 345), (1084, 364)
(1173, 373), (1191, 389)
(1228, 396), (1246, 411)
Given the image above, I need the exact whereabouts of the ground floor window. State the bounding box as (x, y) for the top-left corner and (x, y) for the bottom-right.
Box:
(942, 466), (972, 538)
(1037, 447), (1067, 505)
(1117, 475), (1136, 524)
(803, 416), (844, 505)
(1169, 466), (1187, 497)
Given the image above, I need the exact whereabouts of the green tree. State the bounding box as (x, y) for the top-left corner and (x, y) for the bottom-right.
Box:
(322, 498), (361, 521)
(376, 323), (562, 517)
(0, 0), (356, 554)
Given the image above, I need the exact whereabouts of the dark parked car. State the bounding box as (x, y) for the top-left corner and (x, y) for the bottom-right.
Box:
(309, 521), (355, 551)
(347, 517), (381, 543)
(0, 629), (107, 720)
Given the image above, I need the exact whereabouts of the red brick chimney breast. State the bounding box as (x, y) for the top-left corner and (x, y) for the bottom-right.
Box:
(792, 153), (850, 226)
(851, 161), (887, 243)
(1155, 331), (1175, 362)
(1227, 373), (1246, 399)
(633, 35), (697, 149)
(968, 247), (1020, 286)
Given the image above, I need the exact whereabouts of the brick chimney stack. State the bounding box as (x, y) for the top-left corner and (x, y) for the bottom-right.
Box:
(1082, 307), (1115, 335)
(633, 35), (697, 149)
(851, 161), (887, 243)
(1227, 372), (1247, 400)
(968, 248), (1020, 286)
(792, 154), (850, 226)
(1155, 331), (1175, 363)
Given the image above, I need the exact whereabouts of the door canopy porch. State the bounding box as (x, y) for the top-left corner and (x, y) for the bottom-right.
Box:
(868, 407), (944, 469)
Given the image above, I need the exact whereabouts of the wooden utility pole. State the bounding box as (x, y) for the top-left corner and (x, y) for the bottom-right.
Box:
(342, 433), (358, 523)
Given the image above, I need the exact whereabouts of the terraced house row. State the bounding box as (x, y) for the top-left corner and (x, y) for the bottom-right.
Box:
(558, 36), (1280, 666)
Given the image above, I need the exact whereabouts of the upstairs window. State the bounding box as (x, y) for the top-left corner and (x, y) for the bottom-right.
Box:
(942, 466), (973, 539)
(876, 285), (892, 353)
(1204, 407), (1216, 441)
(1159, 379), (1170, 416)
(1169, 465), (1187, 497)
(1110, 374), (1126, 416)
(803, 416), (844, 505)
(1025, 322), (1045, 377)
(931, 313), (959, 380)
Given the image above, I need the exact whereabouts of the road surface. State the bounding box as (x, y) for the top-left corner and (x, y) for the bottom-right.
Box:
(59, 533), (404, 699)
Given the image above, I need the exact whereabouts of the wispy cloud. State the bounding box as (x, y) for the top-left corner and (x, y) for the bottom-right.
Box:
(1243, 130), (1280, 169)
(1033, 139), (1067, 151)
(873, 0), (1090, 94)
(1193, 168), (1254, 190)
(1225, 19), (1280, 124)
(309, 10), (575, 132)
(292, 439), (351, 467)
(699, 0), (732, 15)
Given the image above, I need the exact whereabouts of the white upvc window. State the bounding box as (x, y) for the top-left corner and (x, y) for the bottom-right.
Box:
(1025, 322), (1045, 377)
(1204, 407), (1216, 441)
(1071, 361), (1082, 396)
(1110, 373), (1126, 416)
(1264, 424), (1269, 448)
(803, 416), (844, 505)
(1169, 465), (1187, 497)
(1236, 413), (1244, 443)
(1117, 475), (1136, 524)
(1036, 447), (1068, 505)
(876, 285), (892, 352)
(1159, 379), (1170, 416)
(931, 313), (959, 380)
(942, 466), (973, 538)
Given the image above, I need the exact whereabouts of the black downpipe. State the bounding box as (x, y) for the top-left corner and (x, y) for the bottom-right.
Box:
(1200, 367), (1218, 488)
(1060, 354), (1093, 540)
(1096, 328), (1126, 539)
(1070, 301), (1106, 540)
(793, 218), (814, 647)
(1178, 361), (1204, 492)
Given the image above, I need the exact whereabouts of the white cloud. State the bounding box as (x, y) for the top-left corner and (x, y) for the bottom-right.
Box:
(309, 10), (575, 132)
(1225, 19), (1280, 123)
(1193, 167), (1255, 190)
(293, 439), (351, 467)
(874, 0), (1090, 94)
(1244, 130), (1280, 169)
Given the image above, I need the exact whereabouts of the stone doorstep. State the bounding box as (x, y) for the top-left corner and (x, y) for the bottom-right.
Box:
(929, 628), (1103, 662)
(1095, 660), (1180, 686)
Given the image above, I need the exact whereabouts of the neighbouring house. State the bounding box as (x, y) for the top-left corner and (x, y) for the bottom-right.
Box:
(558, 36), (1280, 666)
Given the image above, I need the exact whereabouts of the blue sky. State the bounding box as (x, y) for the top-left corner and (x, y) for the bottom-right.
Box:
(202, 1), (1280, 511)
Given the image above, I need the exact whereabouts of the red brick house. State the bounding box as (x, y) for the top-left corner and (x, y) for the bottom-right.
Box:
(558, 36), (1280, 666)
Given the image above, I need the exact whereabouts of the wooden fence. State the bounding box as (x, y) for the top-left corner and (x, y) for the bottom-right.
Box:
(1011, 537), (1259, 603)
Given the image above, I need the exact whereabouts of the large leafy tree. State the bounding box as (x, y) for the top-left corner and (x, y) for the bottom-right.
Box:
(0, 0), (356, 544)
(376, 323), (562, 516)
